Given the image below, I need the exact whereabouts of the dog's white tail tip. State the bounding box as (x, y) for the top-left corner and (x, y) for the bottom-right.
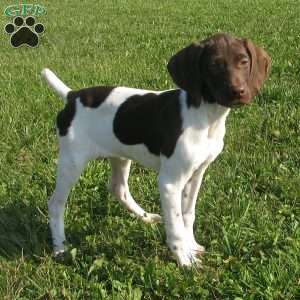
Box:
(42, 68), (71, 100)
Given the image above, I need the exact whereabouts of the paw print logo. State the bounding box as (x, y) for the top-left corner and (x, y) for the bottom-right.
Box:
(4, 16), (45, 48)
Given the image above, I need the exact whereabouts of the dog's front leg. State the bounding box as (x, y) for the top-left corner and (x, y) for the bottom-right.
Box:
(181, 163), (209, 257)
(159, 172), (200, 267)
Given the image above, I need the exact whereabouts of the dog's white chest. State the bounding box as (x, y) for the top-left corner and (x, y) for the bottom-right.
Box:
(205, 133), (224, 162)
(181, 126), (225, 170)
(178, 98), (230, 170)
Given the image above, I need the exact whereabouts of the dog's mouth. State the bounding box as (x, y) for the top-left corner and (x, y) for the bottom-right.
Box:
(203, 84), (253, 108)
(232, 95), (252, 106)
(216, 92), (252, 108)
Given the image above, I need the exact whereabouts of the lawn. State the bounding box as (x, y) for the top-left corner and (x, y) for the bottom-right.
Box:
(0, 0), (299, 299)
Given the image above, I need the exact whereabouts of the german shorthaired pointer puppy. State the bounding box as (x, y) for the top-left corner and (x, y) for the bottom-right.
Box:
(42, 33), (271, 267)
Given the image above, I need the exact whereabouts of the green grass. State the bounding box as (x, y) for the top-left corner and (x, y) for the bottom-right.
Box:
(0, 0), (299, 299)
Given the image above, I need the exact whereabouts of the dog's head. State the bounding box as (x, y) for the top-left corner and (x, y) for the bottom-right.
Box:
(167, 33), (271, 107)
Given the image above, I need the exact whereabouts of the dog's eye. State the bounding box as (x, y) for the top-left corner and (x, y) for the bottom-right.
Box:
(240, 58), (249, 65)
(209, 60), (225, 72)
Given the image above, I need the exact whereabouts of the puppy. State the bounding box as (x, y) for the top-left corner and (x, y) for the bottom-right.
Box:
(42, 33), (271, 266)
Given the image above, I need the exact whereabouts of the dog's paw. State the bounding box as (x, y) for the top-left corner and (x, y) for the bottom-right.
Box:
(4, 16), (44, 48)
(170, 244), (202, 268)
(176, 250), (202, 268)
(52, 240), (68, 256)
(53, 249), (66, 258)
(190, 242), (205, 257)
(141, 212), (162, 224)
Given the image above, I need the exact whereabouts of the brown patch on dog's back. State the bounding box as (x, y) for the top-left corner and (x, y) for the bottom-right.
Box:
(113, 90), (183, 157)
(56, 86), (114, 136)
(68, 86), (115, 108)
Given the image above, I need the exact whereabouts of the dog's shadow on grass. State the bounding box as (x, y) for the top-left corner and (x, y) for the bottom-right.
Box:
(0, 184), (164, 265)
(0, 201), (51, 259)
(0, 185), (112, 260)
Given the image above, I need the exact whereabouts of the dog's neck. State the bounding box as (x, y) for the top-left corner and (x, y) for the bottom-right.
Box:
(205, 101), (230, 125)
(205, 103), (230, 138)
(183, 89), (230, 118)
(180, 90), (230, 139)
(181, 90), (230, 120)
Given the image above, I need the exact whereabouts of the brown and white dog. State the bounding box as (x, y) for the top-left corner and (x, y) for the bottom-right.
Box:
(42, 33), (271, 267)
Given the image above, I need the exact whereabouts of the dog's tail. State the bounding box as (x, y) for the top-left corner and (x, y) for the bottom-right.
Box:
(41, 68), (71, 101)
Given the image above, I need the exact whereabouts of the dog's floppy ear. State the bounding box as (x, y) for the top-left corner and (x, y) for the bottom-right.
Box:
(244, 39), (271, 98)
(167, 41), (206, 97)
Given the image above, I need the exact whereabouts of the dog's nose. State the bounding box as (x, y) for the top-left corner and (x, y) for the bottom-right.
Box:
(232, 86), (246, 98)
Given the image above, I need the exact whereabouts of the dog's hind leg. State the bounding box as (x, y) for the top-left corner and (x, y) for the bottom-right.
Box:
(108, 158), (161, 224)
(48, 151), (87, 255)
